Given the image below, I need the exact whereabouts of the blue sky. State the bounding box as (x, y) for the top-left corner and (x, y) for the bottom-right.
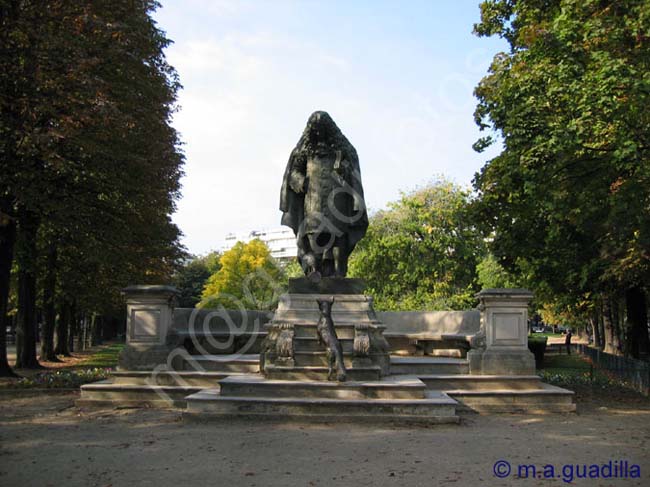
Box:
(153, 0), (507, 255)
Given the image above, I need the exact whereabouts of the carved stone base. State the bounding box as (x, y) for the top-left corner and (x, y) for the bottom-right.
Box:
(467, 348), (536, 375)
(261, 291), (391, 379)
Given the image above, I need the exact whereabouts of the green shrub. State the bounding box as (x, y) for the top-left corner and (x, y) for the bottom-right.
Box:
(528, 335), (548, 368)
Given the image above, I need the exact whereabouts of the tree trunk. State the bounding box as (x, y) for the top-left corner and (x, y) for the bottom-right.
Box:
(90, 314), (103, 347)
(68, 300), (77, 353)
(0, 203), (18, 377)
(14, 210), (41, 369)
(54, 299), (71, 356)
(602, 298), (621, 355)
(590, 312), (601, 350)
(624, 286), (649, 359)
(40, 243), (59, 361)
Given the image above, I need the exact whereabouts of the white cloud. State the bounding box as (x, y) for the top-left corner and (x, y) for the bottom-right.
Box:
(155, 6), (504, 255)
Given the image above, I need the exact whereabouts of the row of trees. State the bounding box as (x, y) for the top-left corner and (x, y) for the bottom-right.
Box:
(0, 1), (185, 375)
(471, 0), (650, 358)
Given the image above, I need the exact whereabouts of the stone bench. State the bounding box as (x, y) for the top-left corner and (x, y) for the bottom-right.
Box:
(167, 308), (272, 355)
(378, 310), (480, 357)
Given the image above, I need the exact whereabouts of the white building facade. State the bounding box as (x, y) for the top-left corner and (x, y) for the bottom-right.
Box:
(222, 227), (297, 262)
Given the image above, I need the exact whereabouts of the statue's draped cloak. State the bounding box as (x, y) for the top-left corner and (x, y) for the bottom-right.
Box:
(280, 113), (368, 253)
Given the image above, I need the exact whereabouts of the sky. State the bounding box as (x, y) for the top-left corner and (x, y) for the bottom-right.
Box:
(152, 0), (508, 256)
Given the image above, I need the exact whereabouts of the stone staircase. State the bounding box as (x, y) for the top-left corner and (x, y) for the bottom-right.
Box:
(79, 353), (575, 414)
(78, 286), (575, 419)
(184, 374), (459, 424)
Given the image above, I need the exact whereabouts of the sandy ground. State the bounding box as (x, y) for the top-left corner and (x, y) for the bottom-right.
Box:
(1, 390), (649, 487)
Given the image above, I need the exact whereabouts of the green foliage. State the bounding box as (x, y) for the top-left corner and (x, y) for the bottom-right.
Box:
(472, 0), (650, 320)
(12, 368), (111, 389)
(282, 259), (304, 279)
(200, 240), (284, 310)
(173, 252), (221, 308)
(527, 335), (548, 368)
(0, 2), (186, 331)
(476, 253), (518, 289)
(349, 179), (485, 310)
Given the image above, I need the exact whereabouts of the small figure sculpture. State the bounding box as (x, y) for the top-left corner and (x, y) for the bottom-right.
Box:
(280, 111), (368, 280)
(316, 298), (347, 381)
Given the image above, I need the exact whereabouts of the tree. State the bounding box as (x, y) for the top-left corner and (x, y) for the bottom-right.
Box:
(200, 240), (284, 310)
(173, 252), (221, 308)
(0, 1), (185, 371)
(349, 179), (486, 310)
(476, 253), (519, 289)
(472, 0), (650, 357)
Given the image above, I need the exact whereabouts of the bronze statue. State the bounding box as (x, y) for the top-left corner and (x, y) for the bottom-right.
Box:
(280, 111), (368, 280)
(316, 298), (346, 381)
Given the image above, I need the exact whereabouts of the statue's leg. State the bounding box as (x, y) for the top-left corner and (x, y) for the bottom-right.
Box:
(327, 349), (335, 381)
(300, 236), (320, 278)
(333, 236), (349, 277)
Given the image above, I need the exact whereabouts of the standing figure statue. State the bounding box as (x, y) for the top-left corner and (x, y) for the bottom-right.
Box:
(316, 298), (346, 382)
(280, 111), (368, 280)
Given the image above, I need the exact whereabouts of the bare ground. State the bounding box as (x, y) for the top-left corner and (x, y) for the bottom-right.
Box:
(1, 389), (649, 487)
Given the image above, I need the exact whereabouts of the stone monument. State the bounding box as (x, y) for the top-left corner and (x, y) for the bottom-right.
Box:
(262, 111), (390, 381)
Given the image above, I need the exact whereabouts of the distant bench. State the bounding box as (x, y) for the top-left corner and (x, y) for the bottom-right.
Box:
(378, 310), (480, 357)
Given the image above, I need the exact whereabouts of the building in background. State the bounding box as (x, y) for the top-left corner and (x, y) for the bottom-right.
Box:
(222, 227), (297, 263)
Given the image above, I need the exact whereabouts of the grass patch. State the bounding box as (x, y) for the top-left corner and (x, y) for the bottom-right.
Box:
(3, 342), (125, 390)
(76, 342), (124, 369)
(530, 332), (564, 338)
(539, 353), (624, 389)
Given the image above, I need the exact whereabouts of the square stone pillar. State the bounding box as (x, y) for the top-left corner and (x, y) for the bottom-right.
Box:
(118, 285), (179, 370)
(468, 288), (536, 375)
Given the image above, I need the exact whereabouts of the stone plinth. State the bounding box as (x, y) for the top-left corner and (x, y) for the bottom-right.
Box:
(118, 285), (179, 370)
(261, 280), (391, 381)
(468, 288), (536, 375)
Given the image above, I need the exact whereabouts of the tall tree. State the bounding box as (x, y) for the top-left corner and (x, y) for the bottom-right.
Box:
(472, 0), (650, 356)
(1, 1), (186, 370)
(349, 180), (485, 311)
(173, 252), (221, 308)
(201, 241), (284, 311)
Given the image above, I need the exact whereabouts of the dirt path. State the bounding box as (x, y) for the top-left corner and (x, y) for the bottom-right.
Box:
(1, 391), (649, 487)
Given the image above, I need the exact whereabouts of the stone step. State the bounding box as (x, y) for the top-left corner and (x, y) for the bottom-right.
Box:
(420, 374), (542, 391)
(78, 380), (202, 407)
(293, 336), (354, 353)
(390, 356), (469, 375)
(263, 364), (382, 381)
(444, 384), (576, 413)
(184, 388), (459, 424)
(218, 374), (427, 400)
(177, 333), (266, 355)
(178, 354), (260, 373)
(291, 323), (357, 340)
(292, 351), (385, 368)
(112, 370), (233, 387)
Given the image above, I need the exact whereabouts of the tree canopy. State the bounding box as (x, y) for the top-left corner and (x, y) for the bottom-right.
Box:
(173, 252), (221, 308)
(0, 0), (185, 372)
(200, 240), (284, 311)
(472, 0), (650, 356)
(349, 179), (485, 311)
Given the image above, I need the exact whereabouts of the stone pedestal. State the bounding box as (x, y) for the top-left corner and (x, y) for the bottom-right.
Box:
(118, 285), (179, 370)
(468, 288), (536, 375)
(261, 278), (391, 381)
